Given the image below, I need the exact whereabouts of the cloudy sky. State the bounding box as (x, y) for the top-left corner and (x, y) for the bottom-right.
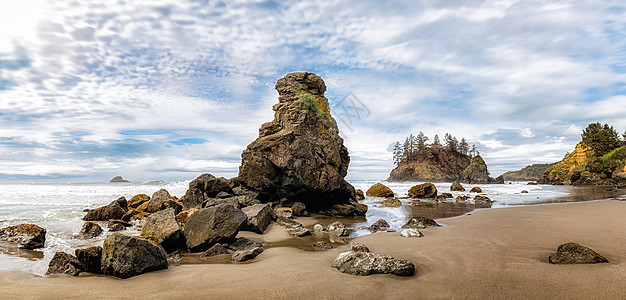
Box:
(1, 0), (625, 182)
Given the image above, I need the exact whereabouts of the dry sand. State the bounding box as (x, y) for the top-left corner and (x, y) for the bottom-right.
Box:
(2, 200), (626, 299)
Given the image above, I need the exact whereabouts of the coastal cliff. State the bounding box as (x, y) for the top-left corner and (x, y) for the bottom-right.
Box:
(501, 163), (554, 181)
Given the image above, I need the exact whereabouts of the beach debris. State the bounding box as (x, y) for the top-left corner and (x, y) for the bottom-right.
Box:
(75, 246), (102, 274)
(402, 217), (439, 229)
(469, 187), (482, 193)
(366, 183), (395, 198)
(450, 181), (466, 192)
(83, 197), (128, 221)
(521, 190), (529, 193)
(382, 198), (402, 207)
(473, 195), (493, 203)
(277, 217), (311, 237)
(232, 246), (263, 262)
(0, 223), (46, 249)
(46, 252), (84, 276)
(355, 189), (365, 200)
(369, 219), (391, 232)
(181, 173), (234, 209)
(101, 233), (168, 279)
(327, 221), (350, 236)
(408, 183), (438, 199)
(291, 202), (309, 217)
(549, 242), (609, 264)
(183, 204), (247, 252)
(227, 237), (262, 251)
(275, 207), (293, 219)
(331, 243), (415, 276)
(242, 204), (273, 234)
(312, 241), (333, 249)
(141, 208), (185, 253)
(200, 243), (230, 258)
(109, 176), (129, 183)
(400, 228), (424, 238)
(80, 221), (103, 238)
(127, 194), (150, 209)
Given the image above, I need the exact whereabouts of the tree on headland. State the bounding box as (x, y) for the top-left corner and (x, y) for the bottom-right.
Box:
(392, 142), (402, 165)
(581, 122), (622, 156)
(392, 132), (476, 165)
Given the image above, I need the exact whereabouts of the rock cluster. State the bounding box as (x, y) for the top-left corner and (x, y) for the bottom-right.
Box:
(331, 243), (415, 276)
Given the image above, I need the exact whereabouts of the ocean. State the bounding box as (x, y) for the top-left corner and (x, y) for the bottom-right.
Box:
(0, 180), (623, 276)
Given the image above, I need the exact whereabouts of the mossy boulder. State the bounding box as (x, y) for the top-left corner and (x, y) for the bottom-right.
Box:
(366, 183), (394, 198)
(408, 183), (437, 198)
(0, 223), (46, 249)
(549, 242), (608, 264)
(381, 198), (402, 207)
(355, 189), (365, 200)
(128, 194), (150, 208)
(450, 181), (465, 191)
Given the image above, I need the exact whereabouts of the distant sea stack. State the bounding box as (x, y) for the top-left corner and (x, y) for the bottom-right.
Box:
(236, 72), (362, 214)
(109, 176), (129, 183)
(501, 163), (554, 181)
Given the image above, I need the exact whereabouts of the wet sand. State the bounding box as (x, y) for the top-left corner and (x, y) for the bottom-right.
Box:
(2, 199), (626, 299)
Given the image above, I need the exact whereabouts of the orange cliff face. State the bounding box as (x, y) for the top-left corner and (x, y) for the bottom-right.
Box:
(570, 142), (592, 165)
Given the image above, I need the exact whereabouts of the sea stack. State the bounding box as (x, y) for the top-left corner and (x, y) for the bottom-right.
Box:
(236, 72), (362, 215)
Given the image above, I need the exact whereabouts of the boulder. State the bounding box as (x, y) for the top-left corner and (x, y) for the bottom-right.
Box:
(121, 209), (141, 222)
(366, 183), (394, 198)
(489, 175), (505, 184)
(200, 243), (230, 258)
(232, 246), (263, 262)
(83, 197), (128, 221)
(241, 204), (273, 234)
(548, 242), (608, 264)
(469, 187), (482, 193)
(141, 208), (185, 253)
(521, 190), (529, 193)
(101, 234), (168, 279)
(227, 237), (262, 251)
(46, 252), (84, 276)
(327, 221), (349, 237)
(80, 221), (103, 238)
(108, 219), (131, 228)
(402, 217), (439, 229)
(331, 243), (415, 276)
(473, 195), (493, 203)
(109, 224), (125, 231)
(275, 207), (293, 218)
(456, 195), (470, 202)
(109, 176), (129, 183)
(277, 217), (311, 237)
(323, 203), (368, 216)
(313, 224), (325, 232)
(182, 173), (234, 209)
(440, 193), (453, 198)
(408, 183), (437, 198)
(183, 204), (247, 252)
(75, 246), (102, 274)
(145, 189), (182, 214)
(400, 228), (423, 238)
(381, 198), (402, 207)
(450, 181), (465, 192)
(369, 219), (390, 232)
(237, 72), (359, 215)
(291, 202), (309, 217)
(355, 189), (365, 200)
(202, 197), (239, 209)
(312, 241), (333, 249)
(128, 194), (150, 208)
(0, 224), (46, 249)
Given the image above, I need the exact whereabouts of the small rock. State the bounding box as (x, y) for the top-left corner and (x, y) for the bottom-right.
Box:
(549, 242), (609, 264)
(408, 183), (437, 198)
(349, 243), (370, 252)
(473, 195), (493, 203)
(369, 219), (391, 232)
(232, 246), (263, 262)
(227, 237), (262, 251)
(312, 241), (333, 249)
(109, 224), (125, 231)
(521, 190), (529, 193)
(242, 204), (273, 234)
(291, 202), (309, 217)
(108, 219), (131, 228)
(0, 224), (47, 249)
(275, 207), (293, 218)
(80, 221), (103, 238)
(527, 182), (538, 185)
(46, 252), (84, 276)
(277, 217), (311, 237)
(182, 173), (234, 209)
(381, 198), (402, 207)
(216, 191), (231, 198)
(402, 217), (439, 229)
(327, 221), (349, 236)
(101, 234), (168, 279)
(355, 189), (365, 200)
(400, 229), (423, 238)
(456, 195), (470, 202)
(313, 224), (325, 232)
(450, 181), (465, 192)
(121, 209), (141, 222)
(440, 193), (453, 198)
(331, 244), (415, 276)
(469, 187), (482, 193)
(366, 183), (394, 198)
(200, 243), (230, 258)
(75, 246), (102, 274)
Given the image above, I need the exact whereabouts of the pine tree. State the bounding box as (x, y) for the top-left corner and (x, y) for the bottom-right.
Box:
(415, 131), (429, 153)
(402, 138), (410, 161)
(470, 144), (477, 157)
(432, 134), (441, 149)
(392, 141), (402, 165)
(581, 122), (622, 155)
(459, 138), (469, 155)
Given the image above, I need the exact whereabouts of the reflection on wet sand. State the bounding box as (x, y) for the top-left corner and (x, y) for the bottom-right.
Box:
(509, 185), (626, 205)
(0, 242), (44, 260)
(406, 200), (491, 220)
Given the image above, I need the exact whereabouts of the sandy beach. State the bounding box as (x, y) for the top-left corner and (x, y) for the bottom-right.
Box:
(2, 199), (625, 299)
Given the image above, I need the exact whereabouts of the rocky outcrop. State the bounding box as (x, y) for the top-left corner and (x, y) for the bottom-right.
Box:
(469, 187), (482, 193)
(182, 173), (234, 209)
(369, 219), (391, 232)
(83, 197), (128, 221)
(501, 163), (555, 181)
(277, 217), (311, 237)
(408, 183), (437, 198)
(75, 246), (102, 274)
(460, 155), (490, 183)
(355, 189), (365, 200)
(101, 234), (168, 279)
(388, 148), (471, 182)
(450, 181), (465, 191)
(128, 194), (150, 208)
(366, 183), (394, 198)
(183, 204), (247, 252)
(236, 72), (361, 215)
(109, 176), (129, 183)
(0, 224), (46, 249)
(227, 237), (262, 251)
(241, 204), (273, 234)
(548, 242), (608, 264)
(232, 247), (263, 262)
(400, 228), (423, 238)
(331, 243), (415, 276)
(80, 222), (103, 238)
(144, 189), (182, 214)
(200, 243), (230, 258)
(141, 208), (184, 253)
(46, 252), (84, 276)
(402, 217), (439, 229)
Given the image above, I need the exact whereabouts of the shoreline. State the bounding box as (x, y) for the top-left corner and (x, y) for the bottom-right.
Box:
(2, 199), (626, 299)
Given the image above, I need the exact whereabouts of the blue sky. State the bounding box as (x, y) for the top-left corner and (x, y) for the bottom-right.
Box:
(1, 0), (626, 182)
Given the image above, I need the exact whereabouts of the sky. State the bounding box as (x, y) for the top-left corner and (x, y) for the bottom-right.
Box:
(1, 0), (626, 182)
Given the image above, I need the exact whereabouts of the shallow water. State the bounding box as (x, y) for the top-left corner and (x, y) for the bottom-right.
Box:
(0, 180), (623, 276)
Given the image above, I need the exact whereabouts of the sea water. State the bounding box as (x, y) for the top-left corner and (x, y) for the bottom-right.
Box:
(0, 180), (622, 276)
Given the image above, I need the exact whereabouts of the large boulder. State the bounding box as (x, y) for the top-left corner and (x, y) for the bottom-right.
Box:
(548, 242), (609, 264)
(369, 219), (391, 232)
(237, 72), (360, 215)
(0, 224), (46, 249)
(182, 173), (234, 209)
(183, 204), (247, 252)
(101, 234), (168, 279)
(145, 189), (182, 214)
(75, 246), (102, 274)
(408, 183), (437, 198)
(366, 183), (394, 198)
(80, 221), (103, 238)
(140, 208), (185, 253)
(461, 155), (491, 183)
(241, 204), (273, 234)
(450, 181), (465, 191)
(331, 243), (415, 276)
(127, 194), (150, 208)
(46, 252), (84, 276)
(83, 197), (128, 221)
